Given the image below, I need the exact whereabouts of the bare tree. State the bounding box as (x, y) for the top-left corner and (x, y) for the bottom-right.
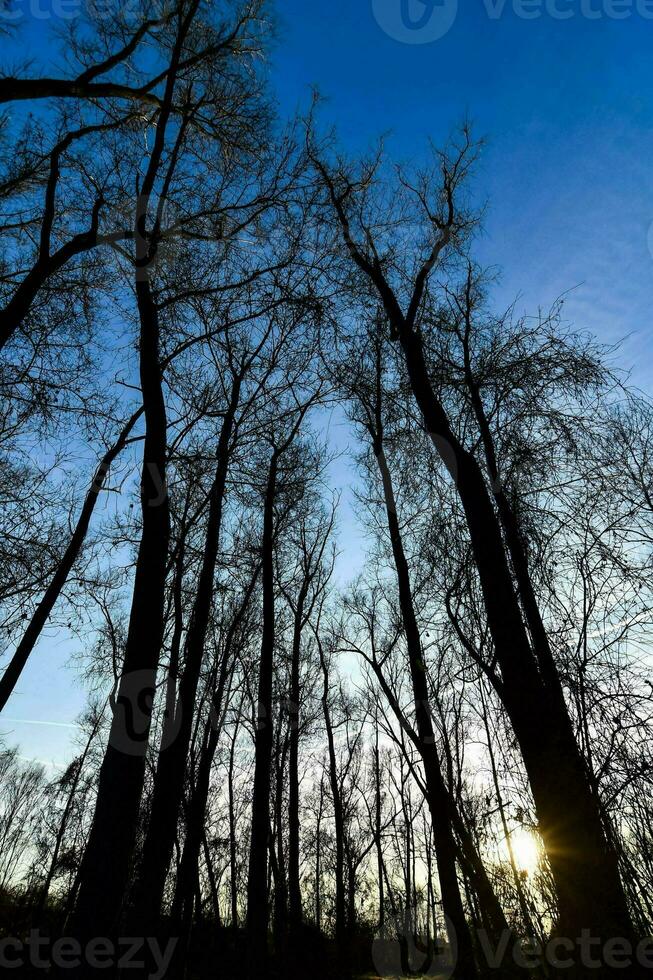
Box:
(311, 128), (635, 954)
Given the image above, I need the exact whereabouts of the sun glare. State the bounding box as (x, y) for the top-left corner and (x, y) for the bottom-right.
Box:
(509, 827), (540, 875)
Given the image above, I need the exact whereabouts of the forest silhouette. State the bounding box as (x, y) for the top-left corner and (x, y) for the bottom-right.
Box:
(0, 4), (652, 979)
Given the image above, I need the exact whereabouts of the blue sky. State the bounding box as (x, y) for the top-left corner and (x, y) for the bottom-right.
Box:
(271, 0), (653, 377)
(4, 0), (653, 767)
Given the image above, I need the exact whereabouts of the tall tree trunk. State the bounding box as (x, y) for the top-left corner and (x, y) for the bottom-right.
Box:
(67, 266), (170, 955)
(318, 645), (347, 977)
(273, 723), (289, 960)
(424, 817), (434, 947)
(130, 374), (242, 933)
(268, 824), (288, 961)
(172, 567), (258, 953)
(169, 569), (258, 978)
(315, 776), (324, 933)
(287, 508), (334, 944)
(247, 453), (278, 979)
(229, 714), (241, 932)
(393, 318), (634, 956)
(202, 831), (221, 926)
(371, 428), (478, 979)
(64, 13), (191, 958)
(402, 785), (412, 942)
(0, 409), (142, 713)
(346, 849), (357, 938)
(168, 722), (224, 978)
(374, 724), (385, 936)
(287, 585), (307, 933)
(450, 807), (512, 942)
(479, 684), (540, 939)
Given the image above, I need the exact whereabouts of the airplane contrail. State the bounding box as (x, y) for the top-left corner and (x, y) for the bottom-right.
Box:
(2, 718), (81, 730)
